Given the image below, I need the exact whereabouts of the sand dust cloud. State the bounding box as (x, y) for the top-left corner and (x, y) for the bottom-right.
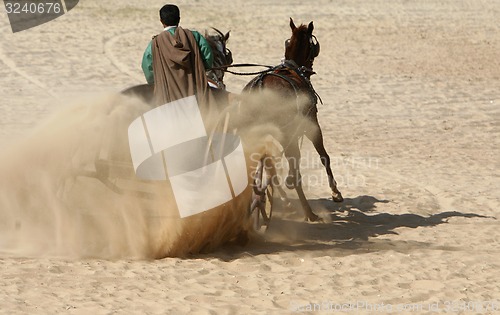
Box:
(0, 93), (258, 259)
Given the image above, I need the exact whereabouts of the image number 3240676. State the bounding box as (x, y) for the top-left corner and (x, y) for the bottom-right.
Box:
(3, 0), (79, 33)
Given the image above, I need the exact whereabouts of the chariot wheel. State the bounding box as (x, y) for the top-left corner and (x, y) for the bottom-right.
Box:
(248, 157), (274, 233)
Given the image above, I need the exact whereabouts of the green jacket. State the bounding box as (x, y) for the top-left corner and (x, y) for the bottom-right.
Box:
(141, 27), (213, 85)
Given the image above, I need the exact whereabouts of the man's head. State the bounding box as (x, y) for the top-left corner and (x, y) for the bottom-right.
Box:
(160, 4), (180, 27)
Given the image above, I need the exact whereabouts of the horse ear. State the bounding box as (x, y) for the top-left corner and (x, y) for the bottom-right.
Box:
(224, 31), (230, 42)
(308, 21), (314, 34)
(290, 17), (296, 31)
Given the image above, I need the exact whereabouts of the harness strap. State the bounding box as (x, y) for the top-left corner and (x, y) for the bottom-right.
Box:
(284, 61), (323, 106)
(246, 61), (322, 113)
(209, 63), (275, 76)
(243, 61), (323, 156)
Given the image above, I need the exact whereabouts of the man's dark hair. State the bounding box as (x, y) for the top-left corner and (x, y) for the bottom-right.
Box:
(160, 4), (180, 26)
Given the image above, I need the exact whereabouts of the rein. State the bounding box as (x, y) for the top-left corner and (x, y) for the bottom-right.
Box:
(212, 57), (324, 109)
(209, 63), (275, 76)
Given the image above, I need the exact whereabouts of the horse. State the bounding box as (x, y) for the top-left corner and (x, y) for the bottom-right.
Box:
(205, 28), (232, 90)
(240, 18), (343, 222)
(121, 28), (232, 104)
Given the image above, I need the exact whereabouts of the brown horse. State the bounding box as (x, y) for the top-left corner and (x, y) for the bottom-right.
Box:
(121, 28), (232, 104)
(241, 18), (343, 222)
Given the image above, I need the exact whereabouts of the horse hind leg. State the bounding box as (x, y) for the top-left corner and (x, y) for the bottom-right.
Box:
(321, 154), (344, 202)
(305, 115), (344, 202)
(283, 142), (320, 222)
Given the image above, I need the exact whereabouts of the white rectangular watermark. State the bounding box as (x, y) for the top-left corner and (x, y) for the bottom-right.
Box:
(289, 300), (500, 313)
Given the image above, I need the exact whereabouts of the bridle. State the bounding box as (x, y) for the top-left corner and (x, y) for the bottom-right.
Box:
(284, 34), (320, 67)
(210, 33), (320, 78)
(308, 35), (320, 61)
(214, 38), (233, 68)
(206, 31), (233, 89)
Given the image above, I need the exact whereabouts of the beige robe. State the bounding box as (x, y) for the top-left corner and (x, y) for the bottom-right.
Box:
(151, 26), (219, 129)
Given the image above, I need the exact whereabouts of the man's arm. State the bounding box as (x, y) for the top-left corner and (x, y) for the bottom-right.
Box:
(191, 31), (214, 69)
(141, 41), (154, 84)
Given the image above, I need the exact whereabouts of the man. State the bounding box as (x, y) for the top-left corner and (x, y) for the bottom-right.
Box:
(141, 3), (220, 116)
(141, 4), (213, 86)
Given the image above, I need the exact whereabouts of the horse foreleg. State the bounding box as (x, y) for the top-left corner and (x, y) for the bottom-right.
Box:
(305, 115), (344, 202)
(283, 141), (320, 221)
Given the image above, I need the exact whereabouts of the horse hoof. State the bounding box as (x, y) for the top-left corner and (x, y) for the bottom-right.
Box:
(308, 214), (322, 222)
(332, 191), (344, 202)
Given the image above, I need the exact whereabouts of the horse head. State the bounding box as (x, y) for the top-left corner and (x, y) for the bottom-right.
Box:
(205, 28), (233, 89)
(284, 18), (320, 72)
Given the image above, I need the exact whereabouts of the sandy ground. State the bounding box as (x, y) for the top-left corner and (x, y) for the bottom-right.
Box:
(0, 0), (499, 313)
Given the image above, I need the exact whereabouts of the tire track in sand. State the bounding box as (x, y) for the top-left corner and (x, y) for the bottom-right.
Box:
(103, 30), (144, 82)
(0, 26), (59, 98)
